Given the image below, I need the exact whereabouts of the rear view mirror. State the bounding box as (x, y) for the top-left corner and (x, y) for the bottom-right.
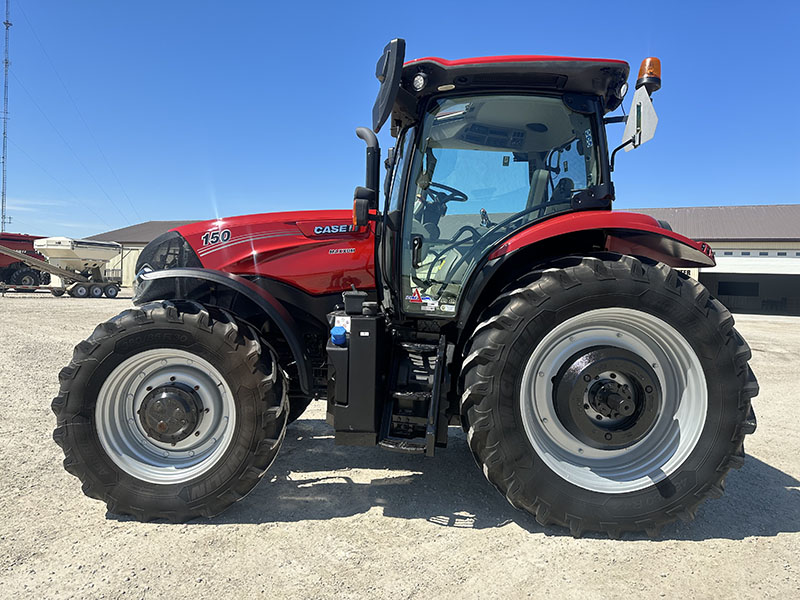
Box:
(621, 56), (661, 152)
(621, 85), (658, 151)
(372, 39), (406, 133)
(353, 187), (374, 227)
(610, 57), (662, 170)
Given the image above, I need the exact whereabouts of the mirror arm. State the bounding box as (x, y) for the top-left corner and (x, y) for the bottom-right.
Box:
(604, 115), (628, 125)
(610, 138), (634, 172)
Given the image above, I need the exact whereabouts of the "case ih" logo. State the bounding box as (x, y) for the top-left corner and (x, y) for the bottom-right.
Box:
(314, 224), (355, 235)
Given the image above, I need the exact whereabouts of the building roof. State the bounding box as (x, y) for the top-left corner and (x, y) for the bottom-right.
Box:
(88, 220), (196, 245)
(631, 204), (800, 242)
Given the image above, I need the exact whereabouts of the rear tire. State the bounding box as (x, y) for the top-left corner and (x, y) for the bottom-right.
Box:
(461, 254), (758, 537)
(103, 284), (120, 298)
(89, 284), (104, 298)
(52, 300), (288, 522)
(10, 267), (40, 287)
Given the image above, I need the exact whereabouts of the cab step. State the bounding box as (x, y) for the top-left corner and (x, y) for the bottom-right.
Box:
(398, 341), (438, 354)
(380, 335), (451, 457)
(378, 437), (427, 454)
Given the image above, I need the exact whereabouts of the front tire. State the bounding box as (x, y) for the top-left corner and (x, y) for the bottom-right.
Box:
(52, 300), (288, 521)
(461, 255), (758, 537)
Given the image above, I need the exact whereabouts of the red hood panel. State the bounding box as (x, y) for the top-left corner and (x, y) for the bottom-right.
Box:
(173, 210), (375, 295)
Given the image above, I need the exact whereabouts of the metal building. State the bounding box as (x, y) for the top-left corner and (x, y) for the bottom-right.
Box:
(637, 204), (800, 315)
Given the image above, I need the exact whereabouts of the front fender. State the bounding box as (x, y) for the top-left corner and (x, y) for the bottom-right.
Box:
(134, 268), (312, 395)
(489, 210), (715, 268)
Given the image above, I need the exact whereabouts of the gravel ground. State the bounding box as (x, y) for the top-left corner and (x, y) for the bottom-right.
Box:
(0, 292), (798, 599)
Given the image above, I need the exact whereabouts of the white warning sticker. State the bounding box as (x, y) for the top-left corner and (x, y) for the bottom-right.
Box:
(334, 315), (351, 333)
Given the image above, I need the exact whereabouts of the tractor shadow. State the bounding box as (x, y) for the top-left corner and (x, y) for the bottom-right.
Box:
(201, 417), (800, 541)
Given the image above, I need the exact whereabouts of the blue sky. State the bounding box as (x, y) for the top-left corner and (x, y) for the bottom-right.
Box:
(5, 0), (799, 238)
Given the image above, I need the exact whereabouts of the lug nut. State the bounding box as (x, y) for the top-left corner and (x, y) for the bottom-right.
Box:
(583, 374), (591, 382)
(605, 433), (612, 440)
(645, 385), (653, 393)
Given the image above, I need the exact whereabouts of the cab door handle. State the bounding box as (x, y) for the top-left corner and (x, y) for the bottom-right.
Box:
(411, 234), (424, 268)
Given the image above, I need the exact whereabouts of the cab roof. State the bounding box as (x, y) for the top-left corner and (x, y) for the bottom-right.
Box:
(401, 54), (630, 113)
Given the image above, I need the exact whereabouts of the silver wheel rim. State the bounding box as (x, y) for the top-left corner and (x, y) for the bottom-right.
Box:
(73, 286), (87, 297)
(95, 349), (236, 484)
(519, 307), (707, 493)
(90, 286), (103, 298)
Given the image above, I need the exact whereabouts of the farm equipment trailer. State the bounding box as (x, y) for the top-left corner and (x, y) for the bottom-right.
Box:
(0, 237), (121, 297)
(0, 232), (51, 288)
(52, 40), (758, 537)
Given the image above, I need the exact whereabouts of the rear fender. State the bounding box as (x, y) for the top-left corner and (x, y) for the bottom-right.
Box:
(456, 211), (716, 344)
(489, 210), (716, 267)
(134, 268), (312, 394)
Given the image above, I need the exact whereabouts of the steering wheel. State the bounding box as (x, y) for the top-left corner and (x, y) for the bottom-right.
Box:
(424, 181), (469, 204)
(414, 180), (470, 232)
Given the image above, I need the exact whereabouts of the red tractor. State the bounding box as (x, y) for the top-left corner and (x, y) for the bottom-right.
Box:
(0, 232), (51, 287)
(52, 41), (758, 537)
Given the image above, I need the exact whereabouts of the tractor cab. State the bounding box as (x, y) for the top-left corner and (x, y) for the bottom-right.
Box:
(356, 40), (656, 320)
(390, 91), (607, 317)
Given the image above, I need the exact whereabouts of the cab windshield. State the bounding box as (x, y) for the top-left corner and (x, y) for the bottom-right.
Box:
(400, 94), (601, 316)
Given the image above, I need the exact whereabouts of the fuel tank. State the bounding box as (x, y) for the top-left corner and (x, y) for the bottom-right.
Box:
(171, 210), (375, 295)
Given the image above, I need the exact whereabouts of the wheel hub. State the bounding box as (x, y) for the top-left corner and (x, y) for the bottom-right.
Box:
(587, 379), (635, 418)
(553, 346), (661, 450)
(138, 383), (203, 444)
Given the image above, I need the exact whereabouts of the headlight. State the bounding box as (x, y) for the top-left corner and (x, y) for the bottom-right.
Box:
(135, 231), (202, 273)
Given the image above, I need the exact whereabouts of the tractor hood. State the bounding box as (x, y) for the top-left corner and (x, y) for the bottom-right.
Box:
(137, 210), (375, 295)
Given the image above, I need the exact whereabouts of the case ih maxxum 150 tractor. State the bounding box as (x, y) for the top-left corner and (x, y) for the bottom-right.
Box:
(53, 40), (758, 537)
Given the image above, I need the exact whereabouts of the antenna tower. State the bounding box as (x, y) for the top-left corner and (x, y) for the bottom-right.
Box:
(0, 0), (10, 232)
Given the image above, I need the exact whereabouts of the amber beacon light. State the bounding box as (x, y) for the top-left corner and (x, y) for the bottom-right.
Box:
(636, 57), (662, 94)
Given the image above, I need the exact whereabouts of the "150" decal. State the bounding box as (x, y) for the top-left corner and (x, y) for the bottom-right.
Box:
(201, 229), (231, 246)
